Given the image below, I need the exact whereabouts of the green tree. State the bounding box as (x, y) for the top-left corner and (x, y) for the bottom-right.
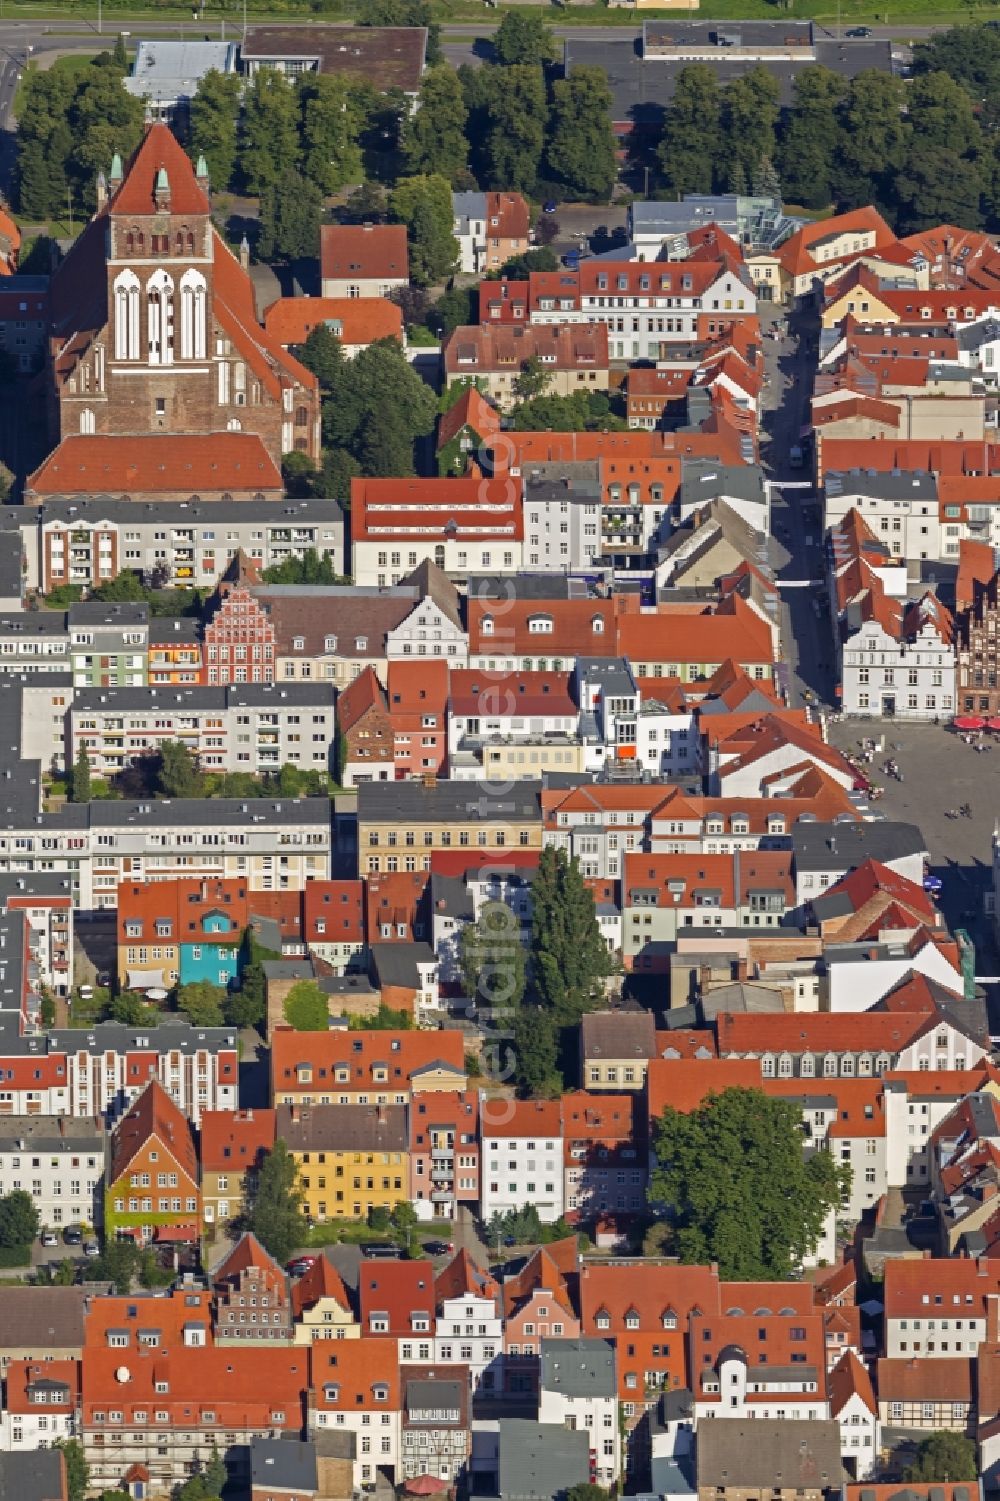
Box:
(189, 70), (242, 192)
(40, 992), (56, 1028)
(257, 170), (322, 264)
(296, 323), (345, 396)
(16, 69), (74, 217)
(157, 739), (200, 799)
(247, 1140), (307, 1263)
(111, 34), (128, 69)
(831, 72), (909, 211)
(777, 65), (845, 209)
(346, 1006), (414, 1030)
(913, 22), (1000, 100)
(513, 1005), (560, 1096)
(648, 1088), (849, 1280)
(893, 146), (985, 234)
(481, 65), (547, 193)
(298, 74), (367, 194)
(530, 846), (611, 1027)
(405, 66), (469, 183)
(203, 1448), (227, 1498)
(657, 65), (721, 196)
(240, 71), (300, 196)
(359, 0), (441, 65)
(261, 548), (345, 585)
(429, 285), (475, 336)
(719, 68), (780, 194)
(460, 900), (527, 1015)
(545, 67), (617, 201)
(565, 1487), (609, 1501)
(904, 1432), (977, 1483)
(175, 981), (227, 1028)
(54, 1441), (89, 1501)
(391, 1200), (419, 1252)
(0, 1188), (40, 1248)
(907, 69), (982, 156)
(283, 980), (330, 1031)
(493, 12), (554, 66)
(323, 338), (437, 474)
(109, 991), (157, 1025)
(68, 60), (145, 210)
(513, 355), (551, 404)
(92, 569), (147, 602)
(511, 390), (626, 432)
(390, 173), (459, 286)
(69, 746), (92, 804)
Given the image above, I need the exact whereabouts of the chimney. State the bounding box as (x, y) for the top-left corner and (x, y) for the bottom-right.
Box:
(95, 171), (108, 212)
(290, 1104), (300, 1124)
(736, 956), (748, 983)
(376, 1103), (386, 1124)
(698, 963), (712, 994)
(986, 1293), (1000, 1344)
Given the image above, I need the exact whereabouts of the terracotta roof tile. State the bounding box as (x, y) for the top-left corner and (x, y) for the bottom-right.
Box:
(320, 224), (409, 283)
(26, 433), (282, 498)
(263, 296), (403, 348)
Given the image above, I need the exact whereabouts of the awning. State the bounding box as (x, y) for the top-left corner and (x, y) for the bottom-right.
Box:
(404, 1478), (448, 1496)
(127, 969), (167, 990)
(154, 1223), (199, 1244)
(986, 718), (1000, 732)
(953, 715), (986, 730)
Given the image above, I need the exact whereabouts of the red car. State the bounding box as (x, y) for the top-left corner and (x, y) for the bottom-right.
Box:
(286, 1255), (317, 1276)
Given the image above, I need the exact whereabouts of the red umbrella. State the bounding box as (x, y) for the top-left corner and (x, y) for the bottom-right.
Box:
(987, 718), (1000, 732)
(953, 715), (986, 730)
(404, 1479), (448, 1496)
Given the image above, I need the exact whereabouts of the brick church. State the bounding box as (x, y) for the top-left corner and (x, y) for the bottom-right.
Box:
(46, 123), (320, 467)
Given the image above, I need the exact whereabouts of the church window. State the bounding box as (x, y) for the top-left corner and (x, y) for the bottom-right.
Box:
(147, 268), (175, 365)
(113, 269), (140, 361)
(180, 268), (207, 360)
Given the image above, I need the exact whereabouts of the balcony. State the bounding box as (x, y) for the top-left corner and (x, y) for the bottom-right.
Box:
(431, 1146), (454, 1160)
(431, 1167), (453, 1184)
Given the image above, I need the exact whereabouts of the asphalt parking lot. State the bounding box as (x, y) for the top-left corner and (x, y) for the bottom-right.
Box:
(825, 718), (1000, 984)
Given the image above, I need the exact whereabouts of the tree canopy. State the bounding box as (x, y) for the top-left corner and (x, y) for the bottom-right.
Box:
(904, 1432), (977, 1483)
(648, 1088), (849, 1280)
(0, 1189), (39, 1248)
(246, 1140), (307, 1264)
(282, 980), (330, 1032)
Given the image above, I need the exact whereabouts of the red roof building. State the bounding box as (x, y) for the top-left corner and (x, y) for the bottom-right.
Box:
(271, 1027), (465, 1104)
(351, 475), (524, 587)
(262, 295), (403, 353)
(386, 658), (449, 779)
(320, 224), (409, 297)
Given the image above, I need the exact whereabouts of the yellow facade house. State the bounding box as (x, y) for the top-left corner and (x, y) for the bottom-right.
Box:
(276, 1102), (409, 1223)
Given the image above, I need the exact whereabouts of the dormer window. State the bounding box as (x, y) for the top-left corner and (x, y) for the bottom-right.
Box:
(481, 616), (495, 635)
(373, 1384), (389, 1402)
(324, 1384), (340, 1402)
(661, 1310), (677, 1330)
(527, 615), (553, 634)
(624, 1308), (640, 1330)
(125, 921), (142, 938)
(595, 1309), (611, 1330)
(293, 636), (305, 650)
(591, 616), (604, 633)
(324, 635), (338, 652)
(355, 637), (368, 651)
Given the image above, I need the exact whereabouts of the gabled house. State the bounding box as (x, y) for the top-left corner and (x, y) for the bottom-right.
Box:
(104, 1078), (200, 1247)
(213, 1232), (293, 1343)
(291, 1253), (358, 1344)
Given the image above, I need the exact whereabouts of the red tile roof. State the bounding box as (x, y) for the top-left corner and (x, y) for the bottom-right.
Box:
(443, 321), (609, 377)
(481, 1097), (561, 1139)
(263, 295), (402, 348)
(646, 1058), (764, 1120)
(359, 1260), (435, 1335)
(320, 224), (409, 283)
(26, 433), (282, 498)
(883, 1257), (1000, 1320)
(486, 191), (530, 242)
(876, 1355), (973, 1401)
(437, 386), (502, 452)
(291, 1251), (352, 1319)
(303, 880), (365, 946)
(109, 1078), (198, 1185)
(83, 1344), (307, 1425)
(271, 1028), (465, 1092)
(309, 1336), (401, 1409)
(199, 1108), (276, 1174)
(112, 122), (209, 216)
(351, 474), (523, 544)
(716, 1009), (935, 1058)
(448, 668), (577, 719)
(4, 1358), (80, 1414)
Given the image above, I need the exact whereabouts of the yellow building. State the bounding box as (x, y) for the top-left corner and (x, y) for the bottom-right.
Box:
(291, 1254), (360, 1343)
(199, 1108), (277, 1231)
(276, 1102), (409, 1223)
(356, 780), (542, 876)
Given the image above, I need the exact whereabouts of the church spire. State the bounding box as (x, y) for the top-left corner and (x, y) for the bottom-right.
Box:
(154, 164), (171, 211)
(195, 154), (210, 193)
(109, 152), (123, 194)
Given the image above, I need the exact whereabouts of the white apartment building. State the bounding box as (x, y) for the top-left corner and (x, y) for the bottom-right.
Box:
(0, 1361), (78, 1450)
(0, 797), (331, 910)
(0, 1021), (238, 1124)
(70, 683), (336, 779)
(538, 1339), (621, 1488)
(435, 1288), (504, 1394)
(0, 1117), (105, 1230)
(386, 596), (468, 666)
(823, 471), (942, 563)
(453, 192), (488, 275)
(479, 1098), (564, 1224)
(839, 599), (956, 721)
(522, 465), (604, 573)
(882, 1260), (1000, 1359)
(576, 658), (698, 780)
(22, 499), (344, 595)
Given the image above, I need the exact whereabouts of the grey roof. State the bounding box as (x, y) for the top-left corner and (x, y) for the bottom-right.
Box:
(576, 656), (636, 696)
(0, 1016), (237, 1060)
(701, 981), (785, 1019)
(825, 469), (939, 503)
(453, 190), (487, 224)
(262, 959), (317, 983)
(0, 524), (22, 607)
(27, 497), (340, 524)
(564, 33), (894, 122)
(467, 573), (584, 601)
(643, 17), (813, 46)
(0, 1285), (95, 1351)
(370, 941), (436, 990)
(0, 1449), (67, 1501)
(125, 39), (238, 105)
(540, 1337), (616, 1397)
(357, 779), (541, 823)
(956, 316), (1000, 353)
(0, 872), (74, 902)
(631, 197), (741, 236)
(679, 459), (767, 511)
(695, 1418), (846, 1490)
(74, 681), (335, 713)
(791, 820), (927, 871)
(0, 613), (68, 639)
(0, 1116), (104, 1152)
(250, 1437), (318, 1494)
(405, 1376), (465, 1414)
(496, 1419), (591, 1501)
(429, 874), (475, 921)
(319, 973), (379, 999)
(275, 1103), (408, 1154)
(67, 601), (148, 626)
(523, 461), (602, 506)
(581, 1009), (656, 1060)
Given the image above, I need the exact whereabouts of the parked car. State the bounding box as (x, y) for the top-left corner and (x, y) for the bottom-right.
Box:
(845, 24), (873, 36)
(63, 1227), (83, 1246)
(286, 1256), (316, 1276)
(40, 1231), (58, 1247)
(789, 444), (804, 469)
(363, 1243), (403, 1259)
(542, 200), (558, 214)
(923, 874), (943, 896)
(423, 1240), (454, 1256)
(77, 985), (93, 1001)
(83, 1241), (100, 1258)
